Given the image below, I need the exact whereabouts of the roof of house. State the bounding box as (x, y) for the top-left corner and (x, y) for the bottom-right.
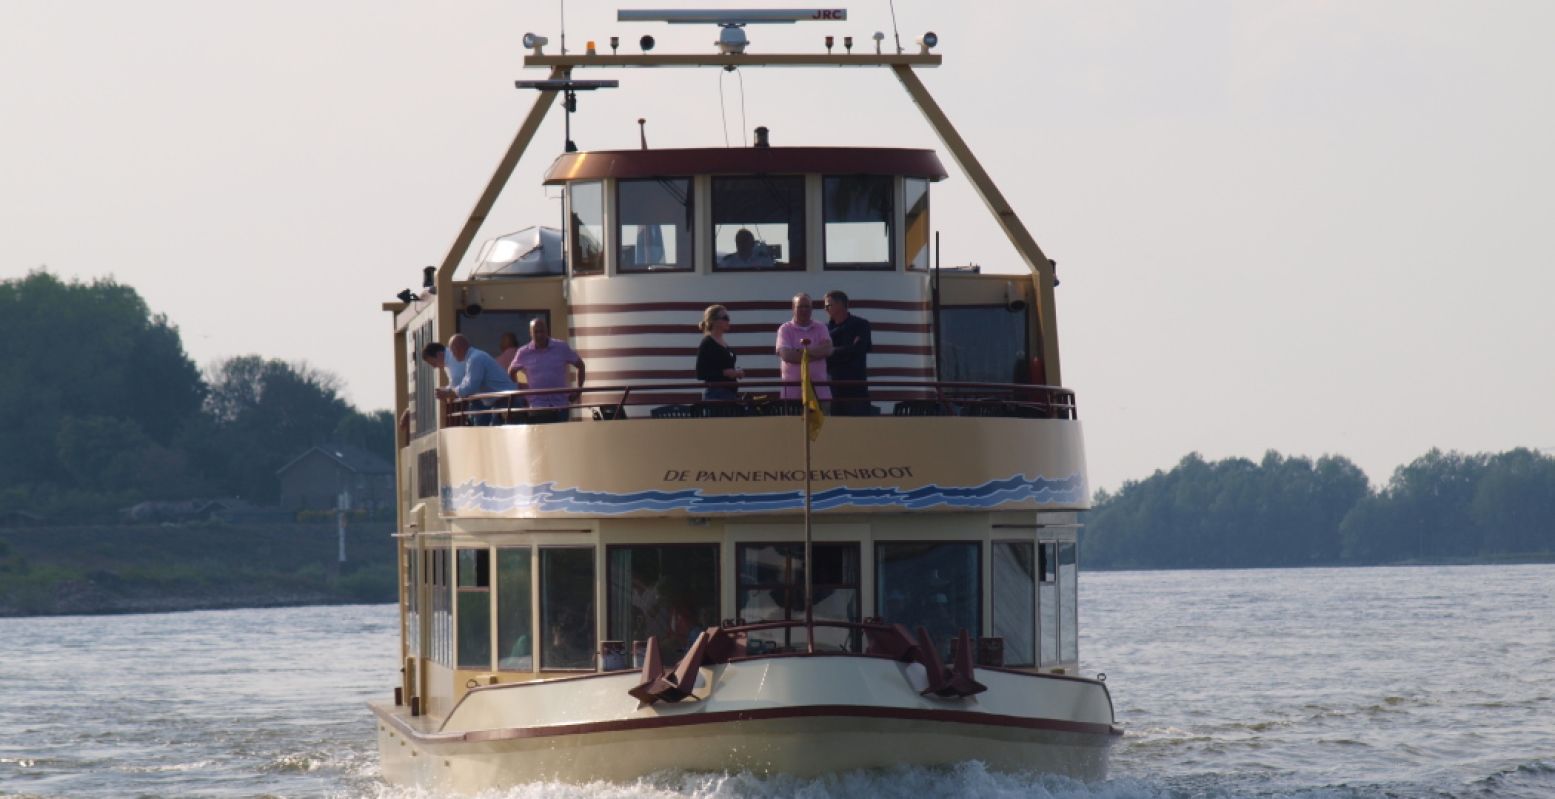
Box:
(276, 444), (394, 477)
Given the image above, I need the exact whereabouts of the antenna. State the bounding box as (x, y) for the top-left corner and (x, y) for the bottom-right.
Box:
(559, 0), (567, 54)
(515, 78), (619, 152)
(888, 0), (902, 54)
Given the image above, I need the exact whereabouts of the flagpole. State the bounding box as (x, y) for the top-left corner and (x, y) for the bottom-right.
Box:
(801, 343), (815, 655)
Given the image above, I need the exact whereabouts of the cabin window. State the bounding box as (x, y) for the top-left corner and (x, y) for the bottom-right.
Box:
(568, 181), (605, 276)
(606, 544), (719, 664)
(1038, 541), (1058, 667)
(410, 321), (437, 439)
(992, 541), (1037, 667)
(876, 542), (980, 659)
(711, 176), (806, 271)
(456, 309), (549, 364)
(737, 543), (860, 653)
(904, 178), (931, 270)
(428, 546), (451, 666)
(618, 178), (694, 272)
(540, 547), (596, 670)
(823, 175), (894, 270)
(496, 548), (533, 672)
(405, 548), (420, 660)
(940, 306), (1030, 384)
(1059, 541), (1079, 663)
(456, 548), (492, 670)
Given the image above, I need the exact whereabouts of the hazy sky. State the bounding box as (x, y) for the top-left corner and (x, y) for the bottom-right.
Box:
(3, 1), (1552, 492)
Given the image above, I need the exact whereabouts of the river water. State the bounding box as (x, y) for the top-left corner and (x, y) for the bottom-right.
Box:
(1, 564), (1551, 798)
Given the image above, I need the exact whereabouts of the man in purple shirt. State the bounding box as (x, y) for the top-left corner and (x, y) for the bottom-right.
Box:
(776, 292), (833, 401)
(508, 318), (586, 423)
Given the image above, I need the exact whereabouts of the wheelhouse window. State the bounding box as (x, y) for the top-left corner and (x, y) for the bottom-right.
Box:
(457, 548), (492, 670)
(540, 547), (596, 670)
(496, 548), (533, 672)
(992, 541), (1037, 667)
(568, 181), (604, 276)
(607, 545), (719, 664)
(618, 178), (693, 272)
(712, 176), (805, 271)
(737, 543), (860, 652)
(904, 178), (931, 270)
(876, 542), (980, 659)
(823, 175), (894, 270)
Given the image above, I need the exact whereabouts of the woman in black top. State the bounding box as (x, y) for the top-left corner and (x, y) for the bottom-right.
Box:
(696, 304), (743, 400)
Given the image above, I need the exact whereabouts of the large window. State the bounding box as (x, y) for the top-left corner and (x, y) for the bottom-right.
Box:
(823, 175), (894, 270)
(992, 541), (1037, 667)
(496, 548), (533, 672)
(941, 306), (1030, 384)
(1059, 541), (1078, 663)
(712, 176), (805, 271)
(618, 178), (693, 272)
(457, 548), (491, 670)
(540, 547), (595, 670)
(607, 545), (719, 663)
(569, 181), (604, 276)
(1039, 541), (1058, 667)
(876, 542), (980, 659)
(905, 178), (931, 270)
(737, 543), (860, 652)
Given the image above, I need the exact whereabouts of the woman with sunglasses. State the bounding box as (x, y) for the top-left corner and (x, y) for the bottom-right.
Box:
(696, 304), (744, 401)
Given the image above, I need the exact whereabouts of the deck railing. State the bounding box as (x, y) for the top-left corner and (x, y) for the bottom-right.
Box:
(443, 380), (1077, 427)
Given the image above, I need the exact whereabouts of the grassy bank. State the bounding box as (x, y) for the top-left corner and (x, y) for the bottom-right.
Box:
(0, 522), (397, 617)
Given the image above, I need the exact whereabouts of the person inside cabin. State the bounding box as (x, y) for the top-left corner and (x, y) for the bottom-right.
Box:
(495, 331), (521, 371)
(776, 292), (833, 404)
(719, 228), (775, 269)
(507, 317), (586, 424)
(823, 290), (872, 415)
(424, 336), (519, 426)
(696, 304), (744, 401)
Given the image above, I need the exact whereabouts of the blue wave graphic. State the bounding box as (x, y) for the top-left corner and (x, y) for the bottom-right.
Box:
(442, 473), (1087, 515)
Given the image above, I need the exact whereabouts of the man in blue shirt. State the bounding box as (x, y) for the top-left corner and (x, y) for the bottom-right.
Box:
(824, 290), (873, 416)
(422, 336), (518, 425)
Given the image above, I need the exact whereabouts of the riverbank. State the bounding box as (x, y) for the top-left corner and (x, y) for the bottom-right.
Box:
(0, 522), (396, 617)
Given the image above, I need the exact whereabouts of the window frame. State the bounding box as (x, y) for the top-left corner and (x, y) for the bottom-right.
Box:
(538, 545), (597, 672)
(568, 180), (606, 277)
(495, 546), (535, 673)
(991, 539), (1038, 668)
(735, 541), (862, 653)
(822, 174), (897, 271)
(456, 547), (493, 671)
(616, 176), (696, 274)
(873, 540), (983, 657)
(605, 543), (722, 664)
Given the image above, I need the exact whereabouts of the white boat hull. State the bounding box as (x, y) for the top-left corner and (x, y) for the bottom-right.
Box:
(372, 655), (1118, 791)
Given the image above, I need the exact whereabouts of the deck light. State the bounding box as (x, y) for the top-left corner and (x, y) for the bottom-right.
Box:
(872, 31), (884, 54)
(522, 32), (549, 53)
(639, 34), (655, 52)
(825, 35), (834, 53)
(916, 31), (938, 52)
(844, 35), (853, 53)
(421, 266), (435, 289)
(586, 40), (597, 55)
(610, 36), (619, 54)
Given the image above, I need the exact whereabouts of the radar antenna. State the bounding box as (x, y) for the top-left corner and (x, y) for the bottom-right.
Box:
(514, 76), (619, 153)
(617, 8), (847, 54)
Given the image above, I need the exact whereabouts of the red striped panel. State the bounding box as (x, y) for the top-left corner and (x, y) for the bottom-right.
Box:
(571, 299), (929, 313)
(575, 344), (933, 358)
(587, 367), (936, 381)
(571, 322), (929, 336)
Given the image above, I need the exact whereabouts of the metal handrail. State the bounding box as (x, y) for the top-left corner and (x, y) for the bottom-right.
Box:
(443, 379), (1078, 426)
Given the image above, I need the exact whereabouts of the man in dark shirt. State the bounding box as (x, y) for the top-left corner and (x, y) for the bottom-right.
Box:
(824, 290), (873, 415)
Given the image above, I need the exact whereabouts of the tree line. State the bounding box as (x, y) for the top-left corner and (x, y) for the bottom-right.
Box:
(1081, 448), (1555, 569)
(0, 271), (392, 520)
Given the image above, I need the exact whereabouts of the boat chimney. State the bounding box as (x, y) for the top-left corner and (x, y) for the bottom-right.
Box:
(638, 118), (648, 149)
(753, 126), (770, 148)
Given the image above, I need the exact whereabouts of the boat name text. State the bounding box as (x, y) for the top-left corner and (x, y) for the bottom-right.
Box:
(663, 467), (915, 483)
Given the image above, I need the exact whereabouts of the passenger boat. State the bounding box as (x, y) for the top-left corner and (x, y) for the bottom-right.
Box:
(370, 8), (1118, 792)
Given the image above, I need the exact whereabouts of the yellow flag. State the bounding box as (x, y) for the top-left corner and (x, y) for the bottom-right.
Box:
(801, 348), (824, 442)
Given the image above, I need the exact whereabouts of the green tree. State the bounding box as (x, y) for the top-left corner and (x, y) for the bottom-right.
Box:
(0, 271), (203, 488)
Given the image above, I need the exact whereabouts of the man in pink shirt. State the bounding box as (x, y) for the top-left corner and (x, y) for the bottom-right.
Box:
(776, 292), (833, 401)
(508, 318), (586, 420)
